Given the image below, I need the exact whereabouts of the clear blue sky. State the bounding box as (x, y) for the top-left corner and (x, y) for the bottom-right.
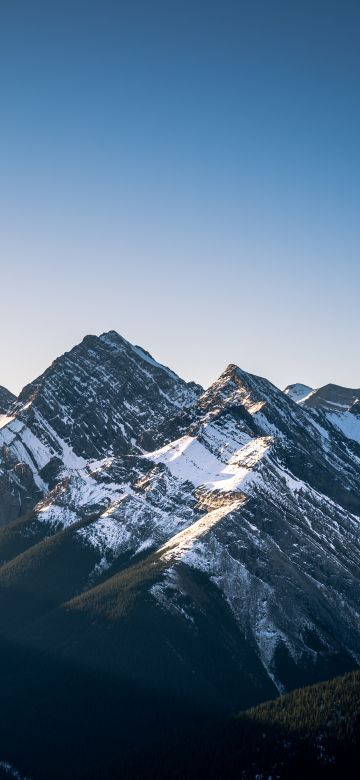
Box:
(1, 0), (359, 395)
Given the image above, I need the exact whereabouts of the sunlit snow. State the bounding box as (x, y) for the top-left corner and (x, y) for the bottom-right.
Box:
(146, 434), (271, 493)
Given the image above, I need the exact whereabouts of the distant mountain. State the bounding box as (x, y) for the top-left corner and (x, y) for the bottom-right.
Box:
(284, 382), (313, 402)
(0, 333), (359, 779)
(287, 380), (360, 444)
(302, 383), (360, 412)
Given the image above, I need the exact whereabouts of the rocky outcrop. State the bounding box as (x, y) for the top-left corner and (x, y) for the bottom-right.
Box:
(0, 385), (15, 415)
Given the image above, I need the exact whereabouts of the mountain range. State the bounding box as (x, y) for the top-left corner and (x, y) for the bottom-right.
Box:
(0, 330), (359, 779)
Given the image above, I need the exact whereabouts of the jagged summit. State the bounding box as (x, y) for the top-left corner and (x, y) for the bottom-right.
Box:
(11, 330), (202, 461)
(199, 364), (322, 446)
(0, 331), (202, 522)
(284, 383), (313, 402)
(200, 363), (279, 412)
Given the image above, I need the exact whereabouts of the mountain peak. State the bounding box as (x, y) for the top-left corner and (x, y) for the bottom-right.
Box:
(284, 383), (313, 403)
(98, 329), (128, 346)
(205, 363), (280, 408)
(7, 331), (202, 463)
(99, 330), (183, 381)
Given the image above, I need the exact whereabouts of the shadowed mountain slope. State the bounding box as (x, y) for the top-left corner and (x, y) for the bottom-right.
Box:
(0, 385), (15, 415)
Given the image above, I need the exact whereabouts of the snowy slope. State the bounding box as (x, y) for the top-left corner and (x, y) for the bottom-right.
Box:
(326, 403), (360, 444)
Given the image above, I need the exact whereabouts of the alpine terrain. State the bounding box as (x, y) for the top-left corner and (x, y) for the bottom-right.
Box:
(0, 331), (359, 779)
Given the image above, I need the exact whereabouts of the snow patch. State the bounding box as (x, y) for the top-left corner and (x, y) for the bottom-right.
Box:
(327, 411), (360, 444)
(284, 384), (313, 403)
(146, 434), (271, 493)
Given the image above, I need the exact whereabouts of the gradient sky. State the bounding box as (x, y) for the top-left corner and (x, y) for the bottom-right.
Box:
(1, 0), (359, 395)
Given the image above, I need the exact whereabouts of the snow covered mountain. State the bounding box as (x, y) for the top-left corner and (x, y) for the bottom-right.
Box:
(287, 381), (360, 445)
(284, 382), (313, 403)
(0, 331), (201, 523)
(0, 333), (360, 749)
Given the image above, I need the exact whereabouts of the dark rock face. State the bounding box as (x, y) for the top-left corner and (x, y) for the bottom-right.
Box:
(302, 382), (360, 412)
(0, 446), (42, 526)
(0, 381), (41, 526)
(0, 385), (15, 415)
